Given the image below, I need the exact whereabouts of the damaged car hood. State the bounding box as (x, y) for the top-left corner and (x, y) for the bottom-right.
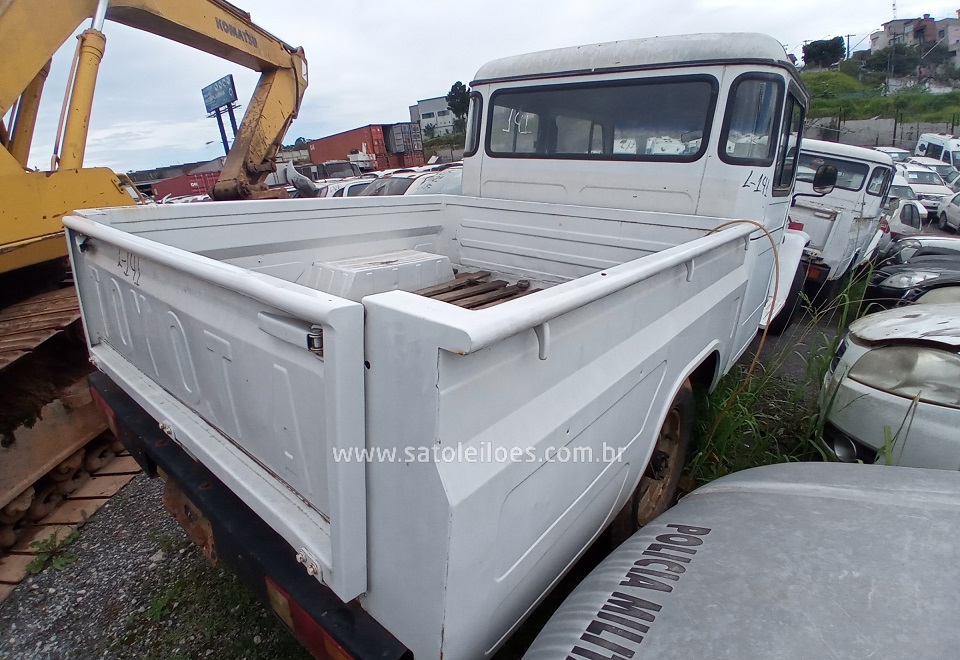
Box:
(849, 303), (960, 347)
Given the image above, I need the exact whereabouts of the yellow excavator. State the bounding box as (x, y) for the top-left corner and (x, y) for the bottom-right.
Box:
(0, 0), (307, 547)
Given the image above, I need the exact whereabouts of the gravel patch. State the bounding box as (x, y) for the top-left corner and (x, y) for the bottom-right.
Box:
(0, 475), (309, 660)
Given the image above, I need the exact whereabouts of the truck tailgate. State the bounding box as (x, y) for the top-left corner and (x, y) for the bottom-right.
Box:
(64, 212), (367, 601)
(791, 198), (838, 252)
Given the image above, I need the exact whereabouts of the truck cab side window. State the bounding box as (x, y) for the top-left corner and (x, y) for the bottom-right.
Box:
(773, 93), (804, 194)
(720, 76), (782, 165)
(464, 93), (483, 157)
(866, 167), (891, 197)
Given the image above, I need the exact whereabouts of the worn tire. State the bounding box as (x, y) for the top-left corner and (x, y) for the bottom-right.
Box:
(606, 380), (694, 548)
(766, 262), (806, 336)
(83, 438), (116, 473)
(0, 524), (16, 550)
(940, 212), (949, 231)
(26, 482), (63, 522)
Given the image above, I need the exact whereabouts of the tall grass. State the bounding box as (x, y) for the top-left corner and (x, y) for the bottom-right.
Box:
(686, 270), (873, 487)
(802, 70), (960, 122)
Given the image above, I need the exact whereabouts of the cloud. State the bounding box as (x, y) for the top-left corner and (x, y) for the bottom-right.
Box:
(83, 118), (216, 167)
(19, 0), (960, 172)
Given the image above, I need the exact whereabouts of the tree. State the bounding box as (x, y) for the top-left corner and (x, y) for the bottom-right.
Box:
(445, 81), (470, 131)
(803, 37), (845, 69)
(423, 123), (437, 139)
(865, 44), (921, 76)
(919, 43), (950, 67)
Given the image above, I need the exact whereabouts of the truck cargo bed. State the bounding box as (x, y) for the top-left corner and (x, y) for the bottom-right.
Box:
(65, 194), (755, 654)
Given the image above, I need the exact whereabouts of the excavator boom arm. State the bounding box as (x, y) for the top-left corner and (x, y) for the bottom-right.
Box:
(0, 0), (307, 198)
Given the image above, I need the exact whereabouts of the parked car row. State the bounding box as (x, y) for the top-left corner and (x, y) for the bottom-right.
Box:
(356, 164), (462, 197)
(877, 174), (924, 249)
(897, 161), (954, 218)
(820, 140), (960, 468)
(288, 161), (464, 199)
(819, 225), (960, 469)
(868, 235), (960, 304)
(873, 143), (960, 222)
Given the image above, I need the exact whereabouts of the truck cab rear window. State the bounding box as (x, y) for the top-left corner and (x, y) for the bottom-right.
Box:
(797, 154), (868, 191)
(487, 76), (717, 161)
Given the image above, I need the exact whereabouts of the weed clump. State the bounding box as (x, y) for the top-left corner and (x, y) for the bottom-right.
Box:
(687, 272), (873, 487)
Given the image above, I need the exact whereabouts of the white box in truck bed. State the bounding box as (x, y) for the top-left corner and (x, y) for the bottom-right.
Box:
(306, 249), (455, 301)
(66, 194), (755, 657)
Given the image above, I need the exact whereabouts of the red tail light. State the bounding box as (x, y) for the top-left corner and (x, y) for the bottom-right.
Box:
(265, 577), (354, 660)
(787, 221), (804, 231)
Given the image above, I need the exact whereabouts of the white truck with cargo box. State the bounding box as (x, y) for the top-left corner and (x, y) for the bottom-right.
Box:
(526, 462), (960, 659)
(791, 139), (893, 297)
(66, 33), (831, 659)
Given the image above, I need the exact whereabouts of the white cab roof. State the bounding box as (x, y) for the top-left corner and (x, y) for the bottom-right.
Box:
(801, 139), (894, 167)
(472, 33), (797, 85)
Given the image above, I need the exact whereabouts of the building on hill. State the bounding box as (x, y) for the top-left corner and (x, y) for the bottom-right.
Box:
(871, 14), (939, 52)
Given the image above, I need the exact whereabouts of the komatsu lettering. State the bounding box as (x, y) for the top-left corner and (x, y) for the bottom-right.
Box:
(215, 16), (258, 48)
(569, 524), (711, 660)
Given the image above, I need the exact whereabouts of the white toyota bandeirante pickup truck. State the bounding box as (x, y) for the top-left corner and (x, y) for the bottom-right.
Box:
(791, 139), (894, 298)
(67, 33), (831, 659)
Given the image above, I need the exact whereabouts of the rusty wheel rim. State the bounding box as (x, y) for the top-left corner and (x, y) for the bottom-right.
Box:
(636, 407), (683, 525)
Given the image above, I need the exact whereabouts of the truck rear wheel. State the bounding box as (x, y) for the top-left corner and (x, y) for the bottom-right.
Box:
(606, 380), (694, 547)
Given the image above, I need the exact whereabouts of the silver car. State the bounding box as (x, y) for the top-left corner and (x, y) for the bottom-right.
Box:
(936, 191), (960, 231)
(821, 303), (960, 468)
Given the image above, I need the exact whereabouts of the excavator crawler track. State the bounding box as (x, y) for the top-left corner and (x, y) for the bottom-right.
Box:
(0, 286), (111, 552)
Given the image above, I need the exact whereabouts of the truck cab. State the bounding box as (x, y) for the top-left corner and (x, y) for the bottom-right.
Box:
(790, 139), (893, 292)
(462, 32), (813, 346)
(462, 33), (806, 227)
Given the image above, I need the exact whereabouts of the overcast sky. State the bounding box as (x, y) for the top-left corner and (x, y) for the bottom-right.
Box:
(12, 0), (959, 172)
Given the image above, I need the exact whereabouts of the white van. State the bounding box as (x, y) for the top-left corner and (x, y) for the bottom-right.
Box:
(915, 133), (960, 167)
(791, 139), (894, 293)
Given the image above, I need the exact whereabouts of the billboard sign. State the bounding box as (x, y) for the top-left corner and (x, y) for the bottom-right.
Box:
(201, 75), (238, 113)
